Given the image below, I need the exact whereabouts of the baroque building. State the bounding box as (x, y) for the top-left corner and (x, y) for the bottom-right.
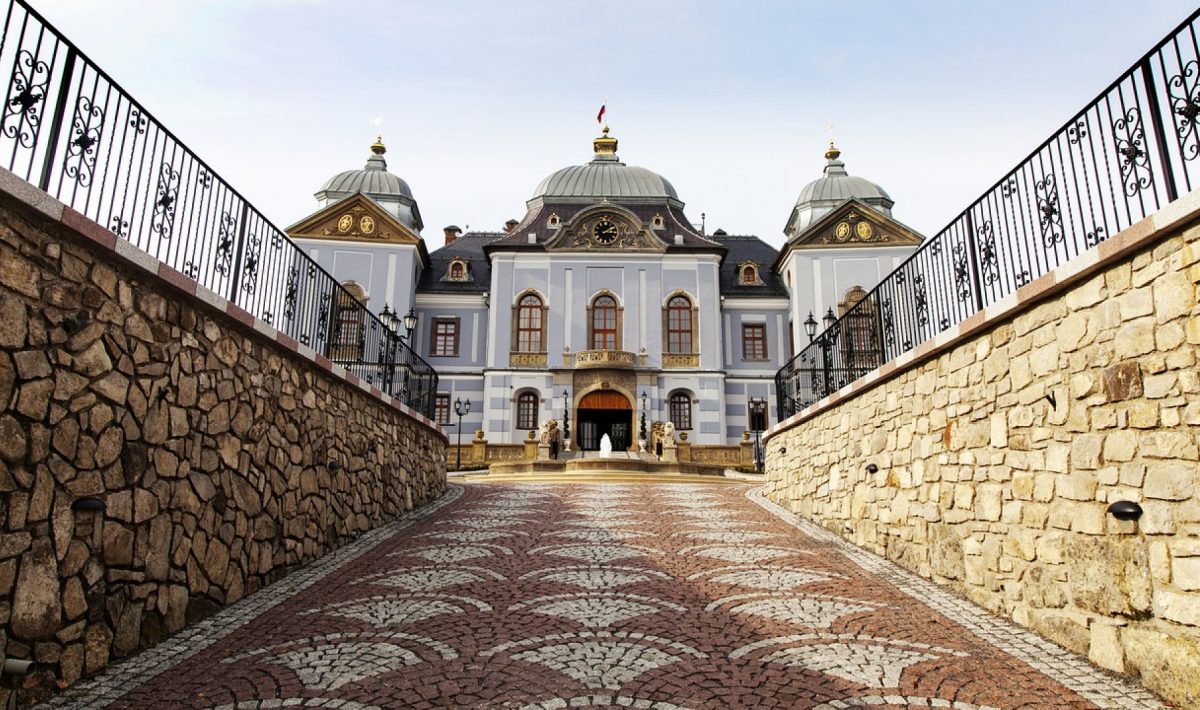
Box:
(287, 130), (921, 452)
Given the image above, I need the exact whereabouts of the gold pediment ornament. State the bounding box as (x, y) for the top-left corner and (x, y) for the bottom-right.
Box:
(287, 193), (418, 245)
(789, 201), (923, 249)
(546, 208), (666, 252)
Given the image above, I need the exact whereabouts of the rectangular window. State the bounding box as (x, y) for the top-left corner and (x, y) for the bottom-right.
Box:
(669, 395), (693, 430)
(434, 394), (450, 425)
(742, 324), (767, 360)
(431, 318), (459, 357)
(516, 393), (539, 430)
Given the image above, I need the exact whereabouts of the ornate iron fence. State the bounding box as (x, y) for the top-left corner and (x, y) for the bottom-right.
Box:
(0, 0), (437, 417)
(776, 8), (1200, 421)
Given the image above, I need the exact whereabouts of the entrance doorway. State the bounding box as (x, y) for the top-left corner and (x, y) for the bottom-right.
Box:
(577, 390), (632, 451)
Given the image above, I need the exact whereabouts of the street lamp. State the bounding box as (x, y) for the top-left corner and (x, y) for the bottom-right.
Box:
(803, 311), (817, 341)
(403, 306), (418, 340)
(379, 304), (400, 333)
(639, 390), (648, 451)
(453, 397), (470, 468)
(823, 307), (837, 331)
(749, 397), (767, 473)
(561, 390), (571, 452)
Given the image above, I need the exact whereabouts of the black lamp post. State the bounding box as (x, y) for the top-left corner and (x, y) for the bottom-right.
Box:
(379, 305), (401, 395)
(820, 308), (837, 397)
(453, 397), (470, 468)
(803, 311), (817, 342)
(749, 396), (767, 472)
(639, 390), (647, 445)
(403, 306), (418, 340)
(561, 390), (571, 451)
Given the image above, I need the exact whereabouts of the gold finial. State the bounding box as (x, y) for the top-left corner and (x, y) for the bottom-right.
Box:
(824, 140), (840, 161)
(593, 127), (618, 156)
(370, 134), (386, 156)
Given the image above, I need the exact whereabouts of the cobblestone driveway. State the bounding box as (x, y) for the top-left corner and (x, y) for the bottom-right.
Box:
(44, 484), (1163, 709)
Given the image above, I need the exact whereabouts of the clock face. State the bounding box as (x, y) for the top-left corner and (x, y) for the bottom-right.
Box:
(592, 219), (618, 244)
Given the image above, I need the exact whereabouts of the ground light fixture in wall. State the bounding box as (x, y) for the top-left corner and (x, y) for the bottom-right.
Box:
(1107, 501), (1144, 521)
(70, 497), (105, 512)
(865, 463), (879, 474)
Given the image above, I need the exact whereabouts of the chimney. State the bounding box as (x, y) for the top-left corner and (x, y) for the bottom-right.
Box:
(443, 225), (462, 246)
(504, 219), (519, 233)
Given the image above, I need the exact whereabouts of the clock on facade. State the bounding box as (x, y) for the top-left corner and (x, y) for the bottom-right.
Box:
(592, 218), (618, 244)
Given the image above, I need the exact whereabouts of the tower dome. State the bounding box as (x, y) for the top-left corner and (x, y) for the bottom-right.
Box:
(784, 143), (894, 237)
(528, 128), (680, 206)
(315, 136), (424, 231)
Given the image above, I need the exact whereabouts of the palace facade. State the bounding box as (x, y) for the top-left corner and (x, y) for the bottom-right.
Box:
(286, 129), (922, 451)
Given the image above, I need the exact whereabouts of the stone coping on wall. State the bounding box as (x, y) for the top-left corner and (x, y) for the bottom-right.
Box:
(766, 187), (1200, 446)
(0, 166), (447, 444)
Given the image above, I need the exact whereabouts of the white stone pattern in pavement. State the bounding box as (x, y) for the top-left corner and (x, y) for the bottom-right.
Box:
(36, 485), (466, 710)
(747, 487), (1167, 710)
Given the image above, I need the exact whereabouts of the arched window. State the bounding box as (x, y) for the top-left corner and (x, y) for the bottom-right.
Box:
(516, 391), (539, 430)
(666, 295), (693, 354)
(669, 391), (692, 430)
(516, 293), (544, 352)
(448, 261), (466, 280)
(741, 265), (757, 284)
(331, 281), (366, 361)
(591, 294), (618, 350)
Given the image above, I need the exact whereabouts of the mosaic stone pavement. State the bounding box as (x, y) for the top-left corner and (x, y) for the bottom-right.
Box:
(43, 483), (1165, 710)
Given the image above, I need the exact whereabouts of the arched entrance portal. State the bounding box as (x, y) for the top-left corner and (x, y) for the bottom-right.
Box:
(577, 390), (632, 452)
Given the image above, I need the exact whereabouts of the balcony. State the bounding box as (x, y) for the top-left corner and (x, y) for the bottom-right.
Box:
(662, 353), (699, 369)
(510, 352), (548, 368)
(574, 349), (635, 369)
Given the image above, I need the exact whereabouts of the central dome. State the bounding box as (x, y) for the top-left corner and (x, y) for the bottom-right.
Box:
(529, 129), (679, 204)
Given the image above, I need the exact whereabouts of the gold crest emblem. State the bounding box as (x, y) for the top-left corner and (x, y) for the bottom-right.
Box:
(360, 216), (375, 234)
(337, 214), (353, 233)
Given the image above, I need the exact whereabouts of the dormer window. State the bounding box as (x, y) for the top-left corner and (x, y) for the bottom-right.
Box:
(651, 214), (665, 230)
(547, 213), (561, 228)
(447, 259), (469, 281)
(738, 261), (761, 286)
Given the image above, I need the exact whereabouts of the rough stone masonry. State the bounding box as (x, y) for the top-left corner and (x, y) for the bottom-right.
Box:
(0, 186), (447, 707)
(764, 198), (1200, 707)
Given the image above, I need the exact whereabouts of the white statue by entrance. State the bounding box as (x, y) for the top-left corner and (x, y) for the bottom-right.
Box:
(599, 433), (613, 458)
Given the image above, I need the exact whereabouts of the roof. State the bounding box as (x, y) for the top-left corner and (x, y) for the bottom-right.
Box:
(785, 146), (894, 236)
(319, 147), (415, 200)
(417, 232), (505, 294)
(712, 234), (788, 297)
(531, 160), (678, 201)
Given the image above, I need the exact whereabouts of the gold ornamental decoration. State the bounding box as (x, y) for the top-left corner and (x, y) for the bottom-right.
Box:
(337, 214), (353, 233)
(360, 216), (375, 234)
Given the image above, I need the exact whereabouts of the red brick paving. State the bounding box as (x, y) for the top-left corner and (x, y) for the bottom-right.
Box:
(64, 484), (1153, 709)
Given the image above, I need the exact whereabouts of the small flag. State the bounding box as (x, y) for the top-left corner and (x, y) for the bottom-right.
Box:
(596, 104), (606, 124)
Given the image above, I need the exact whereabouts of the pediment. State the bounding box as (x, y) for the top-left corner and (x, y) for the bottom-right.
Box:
(543, 205), (667, 253)
(789, 199), (923, 249)
(287, 193), (419, 245)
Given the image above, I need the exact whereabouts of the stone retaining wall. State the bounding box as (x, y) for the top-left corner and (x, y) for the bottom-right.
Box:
(0, 175), (447, 706)
(763, 194), (1200, 706)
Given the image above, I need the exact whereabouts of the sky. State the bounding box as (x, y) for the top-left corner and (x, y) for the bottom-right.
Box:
(29, 0), (1199, 248)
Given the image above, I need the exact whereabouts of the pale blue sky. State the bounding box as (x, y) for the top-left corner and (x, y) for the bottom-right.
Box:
(31, 0), (1199, 246)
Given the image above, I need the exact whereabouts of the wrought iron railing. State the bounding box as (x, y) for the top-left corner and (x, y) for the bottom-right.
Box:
(0, 0), (437, 417)
(776, 8), (1200, 421)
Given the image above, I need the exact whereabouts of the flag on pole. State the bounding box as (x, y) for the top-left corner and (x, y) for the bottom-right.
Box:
(596, 103), (607, 124)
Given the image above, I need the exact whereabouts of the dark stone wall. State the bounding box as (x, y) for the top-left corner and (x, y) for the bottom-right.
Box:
(0, 190), (447, 706)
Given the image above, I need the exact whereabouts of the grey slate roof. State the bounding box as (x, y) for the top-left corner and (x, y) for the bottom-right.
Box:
(320, 152), (415, 199)
(531, 159), (678, 201)
(712, 233), (788, 297)
(417, 232), (505, 294)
